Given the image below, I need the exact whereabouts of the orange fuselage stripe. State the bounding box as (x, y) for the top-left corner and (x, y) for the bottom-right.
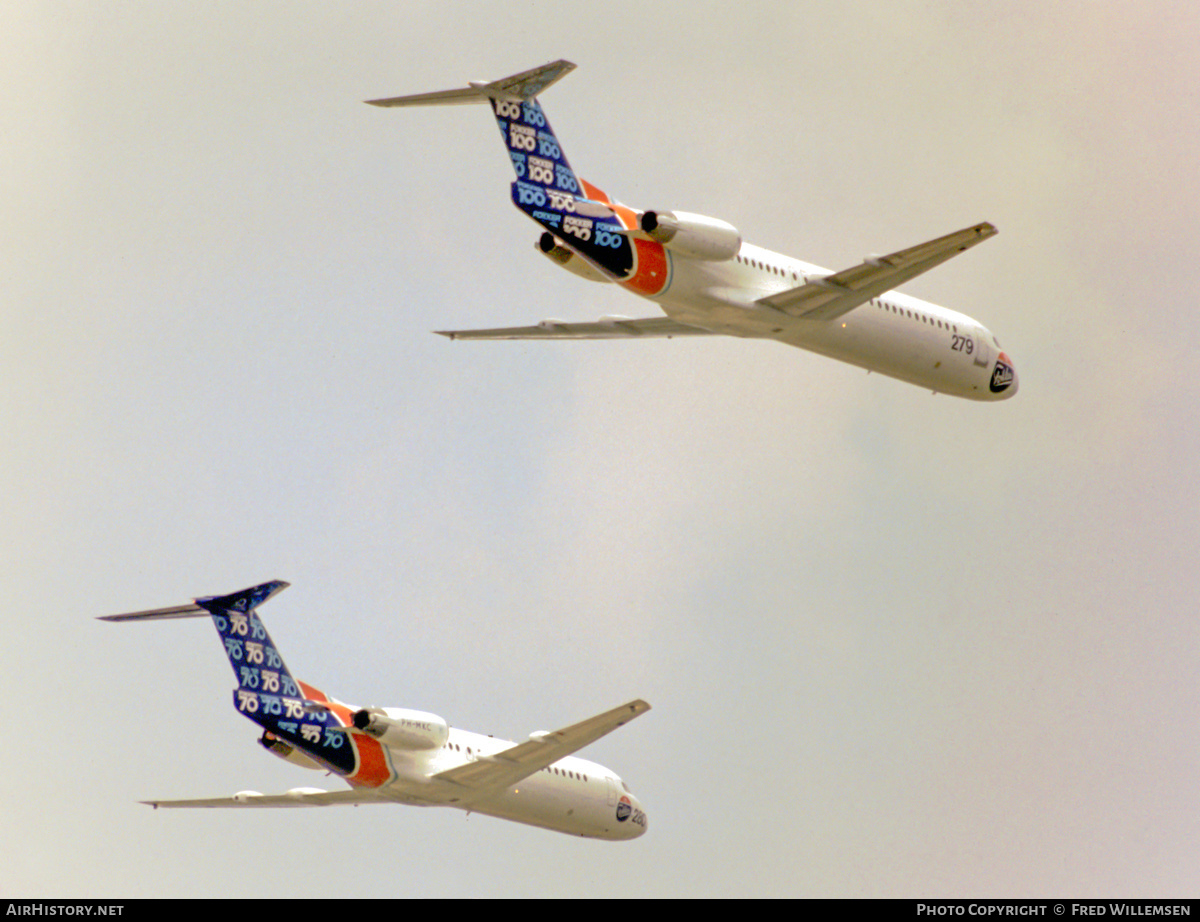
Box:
(297, 680), (392, 787)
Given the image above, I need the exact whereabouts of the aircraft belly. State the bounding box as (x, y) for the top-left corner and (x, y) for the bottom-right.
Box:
(653, 286), (993, 396)
(655, 291), (786, 338)
(777, 314), (983, 396)
(462, 773), (630, 839)
(372, 774), (444, 806)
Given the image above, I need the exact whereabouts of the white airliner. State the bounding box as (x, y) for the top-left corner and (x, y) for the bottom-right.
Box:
(368, 60), (1017, 400)
(101, 581), (649, 840)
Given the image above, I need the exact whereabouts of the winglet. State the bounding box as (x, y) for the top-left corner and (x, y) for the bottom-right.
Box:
(366, 59), (576, 108)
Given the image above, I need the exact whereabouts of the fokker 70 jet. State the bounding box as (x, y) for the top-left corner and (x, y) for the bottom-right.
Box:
(368, 60), (1016, 400)
(102, 581), (649, 839)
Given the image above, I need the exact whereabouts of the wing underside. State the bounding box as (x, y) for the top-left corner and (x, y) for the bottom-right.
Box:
(758, 222), (997, 321)
(143, 788), (387, 809)
(431, 699), (650, 801)
(438, 317), (713, 340)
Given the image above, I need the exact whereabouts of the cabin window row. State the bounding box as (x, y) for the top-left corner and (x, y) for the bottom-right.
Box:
(735, 253), (800, 281)
(734, 254), (962, 333)
(448, 740), (588, 781)
(540, 765), (588, 781)
(871, 299), (957, 332)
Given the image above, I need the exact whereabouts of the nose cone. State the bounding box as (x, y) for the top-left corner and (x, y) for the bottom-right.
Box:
(614, 793), (648, 838)
(990, 352), (1017, 398)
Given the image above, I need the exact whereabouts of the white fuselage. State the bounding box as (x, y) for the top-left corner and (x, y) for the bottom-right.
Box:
(645, 242), (1016, 401)
(368, 725), (647, 840)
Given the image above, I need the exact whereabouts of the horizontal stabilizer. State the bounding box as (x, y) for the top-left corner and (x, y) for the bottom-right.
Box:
(366, 60), (575, 108)
(437, 317), (715, 340)
(99, 580), (291, 622)
(195, 580), (290, 615)
(98, 603), (206, 623)
(758, 222), (997, 321)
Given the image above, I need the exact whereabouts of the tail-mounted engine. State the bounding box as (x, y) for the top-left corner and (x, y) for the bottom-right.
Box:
(537, 232), (612, 283)
(639, 210), (741, 261)
(352, 707), (449, 751)
(258, 731), (323, 770)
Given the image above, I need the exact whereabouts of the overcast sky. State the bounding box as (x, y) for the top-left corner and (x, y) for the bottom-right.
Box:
(3, 1), (1198, 898)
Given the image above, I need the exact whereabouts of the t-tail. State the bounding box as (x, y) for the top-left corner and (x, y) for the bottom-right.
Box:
(100, 581), (385, 782)
(367, 60), (667, 291)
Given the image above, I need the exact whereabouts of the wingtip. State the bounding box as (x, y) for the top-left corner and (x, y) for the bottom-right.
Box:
(614, 699), (651, 727)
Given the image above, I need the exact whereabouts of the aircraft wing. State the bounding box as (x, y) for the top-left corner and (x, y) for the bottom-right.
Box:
(758, 222), (997, 321)
(142, 788), (387, 809)
(437, 317), (713, 340)
(432, 699), (650, 798)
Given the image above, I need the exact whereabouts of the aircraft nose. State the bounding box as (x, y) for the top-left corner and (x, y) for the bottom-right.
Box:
(629, 799), (647, 838)
(990, 351), (1017, 398)
(615, 794), (648, 838)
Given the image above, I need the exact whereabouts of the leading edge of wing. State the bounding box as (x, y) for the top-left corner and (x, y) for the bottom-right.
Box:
(436, 317), (714, 340)
(432, 699), (650, 796)
(758, 222), (997, 322)
(142, 788), (387, 809)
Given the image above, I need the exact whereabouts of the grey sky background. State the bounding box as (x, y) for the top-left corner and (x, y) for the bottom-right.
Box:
(3, 1), (1197, 898)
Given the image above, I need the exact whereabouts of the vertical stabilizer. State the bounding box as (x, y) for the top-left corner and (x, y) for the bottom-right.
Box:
(194, 583), (359, 776)
(367, 61), (640, 282)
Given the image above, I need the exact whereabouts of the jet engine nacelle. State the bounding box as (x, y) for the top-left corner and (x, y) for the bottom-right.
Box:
(537, 232), (612, 283)
(352, 707), (449, 751)
(639, 210), (741, 261)
(258, 731), (323, 770)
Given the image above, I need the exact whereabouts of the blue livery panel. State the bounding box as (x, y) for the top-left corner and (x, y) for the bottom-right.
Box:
(488, 97), (635, 280)
(196, 583), (358, 776)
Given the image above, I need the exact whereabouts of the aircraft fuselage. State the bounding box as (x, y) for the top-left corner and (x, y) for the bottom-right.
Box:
(368, 725), (648, 840)
(645, 242), (1012, 400)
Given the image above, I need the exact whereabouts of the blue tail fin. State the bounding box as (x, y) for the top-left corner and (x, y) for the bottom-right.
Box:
(367, 60), (638, 281)
(487, 92), (635, 281)
(194, 582), (358, 775)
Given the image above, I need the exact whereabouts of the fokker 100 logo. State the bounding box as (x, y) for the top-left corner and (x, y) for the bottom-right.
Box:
(991, 359), (1014, 393)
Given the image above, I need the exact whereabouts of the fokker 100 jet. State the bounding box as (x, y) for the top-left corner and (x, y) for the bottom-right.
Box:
(101, 581), (649, 839)
(368, 60), (1016, 400)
